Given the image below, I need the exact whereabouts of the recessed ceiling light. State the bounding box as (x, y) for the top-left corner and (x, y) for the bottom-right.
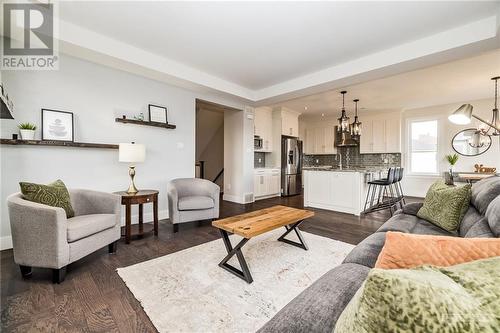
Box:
(321, 113), (325, 117)
(304, 106), (308, 110)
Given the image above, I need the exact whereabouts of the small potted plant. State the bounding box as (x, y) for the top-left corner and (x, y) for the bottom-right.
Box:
(18, 123), (36, 140)
(445, 153), (459, 185)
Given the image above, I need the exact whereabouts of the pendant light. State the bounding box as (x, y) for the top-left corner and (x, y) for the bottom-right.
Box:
(481, 76), (500, 136)
(449, 76), (500, 134)
(350, 99), (362, 138)
(337, 91), (350, 133)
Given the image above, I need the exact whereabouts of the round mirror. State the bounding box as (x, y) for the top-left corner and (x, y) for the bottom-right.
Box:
(452, 128), (492, 156)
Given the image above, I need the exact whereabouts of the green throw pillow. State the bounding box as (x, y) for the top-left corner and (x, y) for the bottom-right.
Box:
(20, 179), (75, 218)
(334, 257), (500, 333)
(416, 180), (471, 232)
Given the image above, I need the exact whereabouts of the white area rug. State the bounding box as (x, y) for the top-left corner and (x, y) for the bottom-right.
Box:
(117, 229), (354, 333)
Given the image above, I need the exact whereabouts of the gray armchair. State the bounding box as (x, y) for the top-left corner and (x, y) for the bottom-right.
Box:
(167, 178), (220, 232)
(7, 189), (121, 283)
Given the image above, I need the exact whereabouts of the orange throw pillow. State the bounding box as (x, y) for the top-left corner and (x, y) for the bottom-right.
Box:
(375, 231), (500, 269)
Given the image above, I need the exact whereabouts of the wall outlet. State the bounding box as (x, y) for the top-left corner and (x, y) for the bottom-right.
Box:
(258, 158), (262, 163)
(315, 159), (319, 164)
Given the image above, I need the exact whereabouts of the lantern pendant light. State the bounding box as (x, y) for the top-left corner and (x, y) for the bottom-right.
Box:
(350, 99), (362, 138)
(337, 91), (350, 133)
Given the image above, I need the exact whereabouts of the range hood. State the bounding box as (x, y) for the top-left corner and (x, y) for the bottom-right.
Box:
(335, 127), (358, 147)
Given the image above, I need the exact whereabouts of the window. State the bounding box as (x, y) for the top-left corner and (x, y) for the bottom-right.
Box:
(409, 119), (438, 174)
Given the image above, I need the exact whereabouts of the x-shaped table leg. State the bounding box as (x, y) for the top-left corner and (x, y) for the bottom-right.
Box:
(277, 220), (308, 250)
(218, 229), (253, 283)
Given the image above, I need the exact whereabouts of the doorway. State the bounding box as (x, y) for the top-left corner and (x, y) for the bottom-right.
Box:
(195, 99), (236, 191)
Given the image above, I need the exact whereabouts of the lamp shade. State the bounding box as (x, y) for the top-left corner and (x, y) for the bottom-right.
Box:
(449, 104), (473, 125)
(119, 143), (145, 163)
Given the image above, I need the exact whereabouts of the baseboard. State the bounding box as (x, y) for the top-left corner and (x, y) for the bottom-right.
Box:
(1, 236), (13, 251)
(0, 210), (170, 251)
(222, 194), (246, 204)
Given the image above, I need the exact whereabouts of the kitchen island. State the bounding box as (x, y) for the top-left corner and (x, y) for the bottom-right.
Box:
(303, 168), (386, 216)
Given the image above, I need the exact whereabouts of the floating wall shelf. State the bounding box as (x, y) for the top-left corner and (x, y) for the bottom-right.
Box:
(115, 118), (176, 129)
(0, 139), (119, 149)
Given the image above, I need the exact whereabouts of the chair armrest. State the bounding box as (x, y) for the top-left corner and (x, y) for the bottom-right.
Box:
(167, 184), (180, 224)
(207, 182), (220, 218)
(395, 202), (424, 216)
(7, 194), (69, 268)
(69, 189), (121, 218)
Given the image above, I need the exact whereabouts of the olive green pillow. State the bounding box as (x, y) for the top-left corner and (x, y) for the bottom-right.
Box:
(416, 180), (471, 232)
(20, 179), (74, 218)
(334, 257), (500, 333)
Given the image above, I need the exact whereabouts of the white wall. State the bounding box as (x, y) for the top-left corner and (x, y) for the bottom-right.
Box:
(223, 107), (254, 204)
(0, 55), (248, 249)
(401, 98), (500, 197)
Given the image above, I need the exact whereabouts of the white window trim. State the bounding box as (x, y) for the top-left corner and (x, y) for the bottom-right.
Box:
(406, 116), (440, 176)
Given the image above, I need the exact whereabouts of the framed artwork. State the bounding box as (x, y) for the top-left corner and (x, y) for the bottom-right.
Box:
(41, 109), (74, 142)
(148, 104), (168, 123)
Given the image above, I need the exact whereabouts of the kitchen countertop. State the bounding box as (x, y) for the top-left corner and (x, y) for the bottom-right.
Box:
(302, 166), (389, 173)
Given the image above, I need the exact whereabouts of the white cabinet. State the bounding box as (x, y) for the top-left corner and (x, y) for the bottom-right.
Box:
(254, 169), (281, 199)
(254, 107), (273, 152)
(303, 170), (363, 215)
(359, 113), (401, 154)
(280, 109), (300, 137)
(303, 126), (336, 155)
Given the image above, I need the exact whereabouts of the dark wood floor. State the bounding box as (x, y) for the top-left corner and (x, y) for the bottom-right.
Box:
(0, 195), (416, 332)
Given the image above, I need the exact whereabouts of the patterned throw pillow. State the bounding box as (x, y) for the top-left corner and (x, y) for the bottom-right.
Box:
(417, 180), (471, 232)
(334, 257), (500, 333)
(20, 179), (75, 218)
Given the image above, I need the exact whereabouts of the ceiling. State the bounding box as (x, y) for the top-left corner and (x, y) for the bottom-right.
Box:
(59, 1), (498, 91)
(277, 49), (500, 118)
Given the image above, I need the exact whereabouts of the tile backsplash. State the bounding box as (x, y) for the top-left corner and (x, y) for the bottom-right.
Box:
(254, 152), (266, 168)
(303, 146), (401, 169)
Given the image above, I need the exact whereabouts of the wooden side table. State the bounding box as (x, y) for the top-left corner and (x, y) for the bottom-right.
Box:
(114, 190), (159, 244)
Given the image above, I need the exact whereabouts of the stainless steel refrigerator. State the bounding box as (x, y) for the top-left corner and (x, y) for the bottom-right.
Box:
(281, 137), (303, 196)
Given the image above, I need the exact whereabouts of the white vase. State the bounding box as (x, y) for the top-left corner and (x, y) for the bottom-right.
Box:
(19, 129), (35, 140)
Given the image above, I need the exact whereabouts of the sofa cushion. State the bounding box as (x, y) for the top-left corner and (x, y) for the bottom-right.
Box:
(464, 218), (495, 238)
(20, 179), (75, 218)
(374, 232), (500, 269)
(257, 263), (370, 333)
(471, 175), (500, 214)
(417, 180), (471, 232)
(485, 195), (500, 237)
(178, 196), (214, 211)
(459, 206), (484, 237)
(67, 214), (116, 242)
(334, 257), (500, 333)
(342, 232), (386, 268)
(377, 214), (453, 236)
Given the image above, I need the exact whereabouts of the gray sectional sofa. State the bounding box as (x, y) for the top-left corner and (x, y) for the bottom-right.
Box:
(259, 176), (500, 333)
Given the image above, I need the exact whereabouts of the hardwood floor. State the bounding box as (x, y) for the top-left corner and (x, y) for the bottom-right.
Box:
(0, 195), (418, 332)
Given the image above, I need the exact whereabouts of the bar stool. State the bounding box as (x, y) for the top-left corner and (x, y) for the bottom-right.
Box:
(363, 167), (397, 215)
(394, 167), (406, 208)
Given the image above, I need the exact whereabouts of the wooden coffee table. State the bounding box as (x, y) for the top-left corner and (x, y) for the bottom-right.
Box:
(212, 205), (314, 283)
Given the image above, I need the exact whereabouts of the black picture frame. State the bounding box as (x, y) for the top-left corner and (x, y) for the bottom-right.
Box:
(148, 104), (168, 124)
(41, 108), (74, 142)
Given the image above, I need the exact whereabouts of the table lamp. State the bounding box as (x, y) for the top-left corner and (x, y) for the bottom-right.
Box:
(119, 142), (146, 194)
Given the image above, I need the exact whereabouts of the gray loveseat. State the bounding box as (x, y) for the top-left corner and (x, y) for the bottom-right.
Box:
(259, 176), (500, 333)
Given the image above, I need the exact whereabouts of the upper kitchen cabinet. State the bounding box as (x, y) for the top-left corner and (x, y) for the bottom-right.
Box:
(273, 107), (300, 137)
(304, 126), (336, 155)
(254, 107), (273, 152)
(359, 112), (401, 154)
(301, 118), (337, 155)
